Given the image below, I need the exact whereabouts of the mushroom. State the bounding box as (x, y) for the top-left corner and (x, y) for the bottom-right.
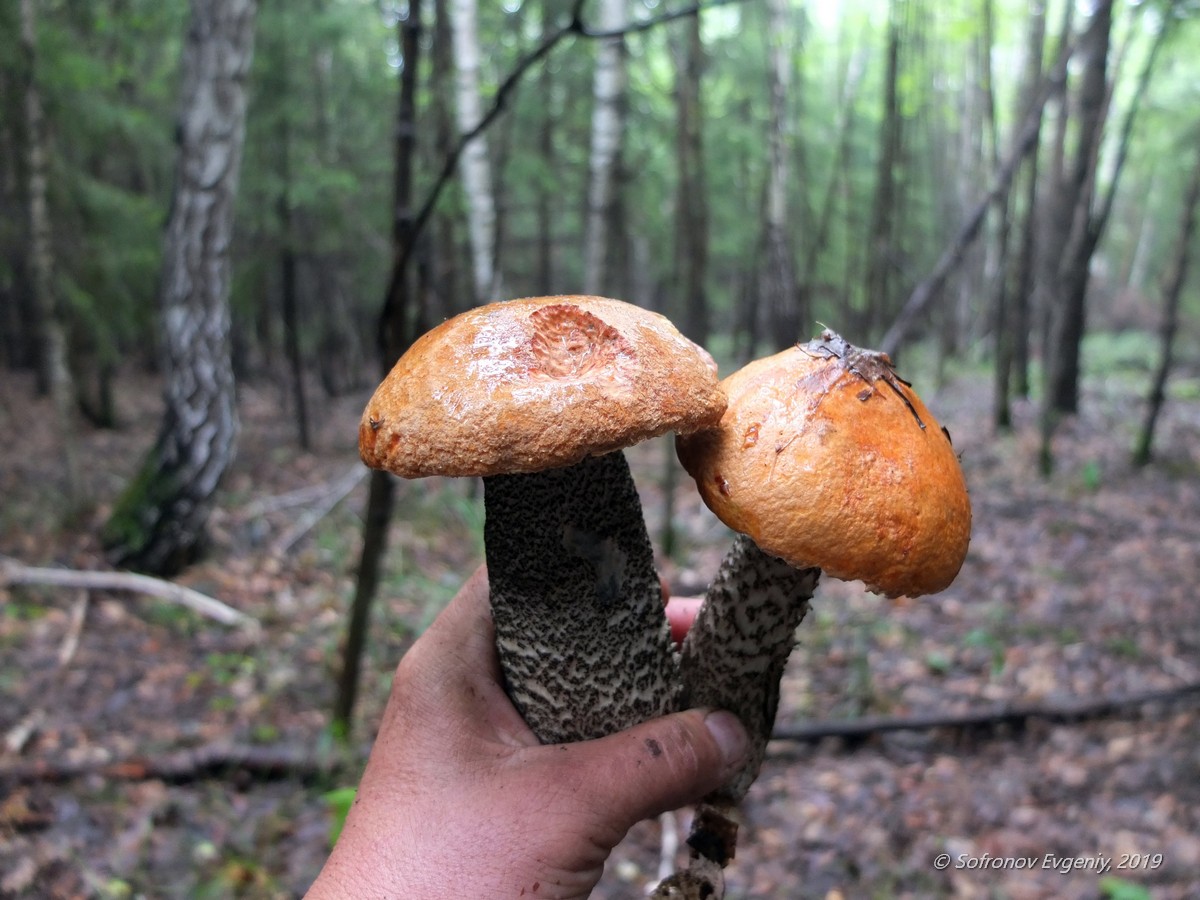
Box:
(654, 329), (971, 897)
(358, 295), (726, 744)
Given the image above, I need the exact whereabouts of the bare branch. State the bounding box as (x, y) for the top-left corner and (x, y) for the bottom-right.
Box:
(878, 38), (1076, 358)
(0, 742), (338, 787)
(0, 558), (258, 630)
(270, 465), (367, 556)
(400, 0), (750, 279)
(770, 681), (1200, 744)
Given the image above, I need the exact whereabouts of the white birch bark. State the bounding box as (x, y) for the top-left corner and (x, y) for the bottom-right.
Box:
(450, 0), (502, 303)
(581, 0), (628, 296)
(764, 0), (791, 238)
(761, 0), (798, 342)
(102, 0), (256, 575)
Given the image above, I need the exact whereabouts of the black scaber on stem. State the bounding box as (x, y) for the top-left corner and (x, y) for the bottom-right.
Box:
(653, 534), (819, 898)
(483, 450), (681, 745)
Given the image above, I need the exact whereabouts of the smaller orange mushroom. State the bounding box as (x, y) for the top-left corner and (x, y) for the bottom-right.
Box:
(677, 328), (971, 598)
(655, 330), (971, 898)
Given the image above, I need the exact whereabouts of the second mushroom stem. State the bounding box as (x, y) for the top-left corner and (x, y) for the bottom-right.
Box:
(656, 534), (820, 897)
(482, 450), (681, 745)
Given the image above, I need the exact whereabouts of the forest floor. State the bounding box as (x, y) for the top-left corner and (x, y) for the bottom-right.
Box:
(2, 333), (1200, 900)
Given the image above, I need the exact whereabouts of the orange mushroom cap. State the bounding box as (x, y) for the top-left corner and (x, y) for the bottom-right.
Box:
(360, 295), (726, 478)
(676, 331), (972, 598)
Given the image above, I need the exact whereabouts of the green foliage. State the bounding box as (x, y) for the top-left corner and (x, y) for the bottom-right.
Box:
(1098, 876), (1154, 900)
(963, 626), (1007, 676)
(26, 0), (183, 369)
(322, 786), (357, 847)
(4, 0), (1200, 400)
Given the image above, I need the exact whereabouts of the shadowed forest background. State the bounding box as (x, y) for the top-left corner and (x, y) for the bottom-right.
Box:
(2, 0), (1200, 896)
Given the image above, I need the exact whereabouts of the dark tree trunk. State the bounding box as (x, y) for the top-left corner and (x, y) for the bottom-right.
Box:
(995, 0), (1046, 428)
(1034, 1), (1074, 370)
(761, 0), (801, 348)
(333, 0), (423, 735)
(863, 0), (903, 339)
(1041, 0), (1166, 470)
(673, 13), (709, 348)
(1133, 145), (1200, 467)
(662, 11), (708, 559)
(1044, 0), (1111, 419)
(280, 189), (309, 450)
(1010, 0), (1050, 401)
(0, 59), (32, 372)
(272, 19), (309, 449)
(309, 0), (366, 397)
(21, 0), (79, 500)
(102, 0), (257, 576)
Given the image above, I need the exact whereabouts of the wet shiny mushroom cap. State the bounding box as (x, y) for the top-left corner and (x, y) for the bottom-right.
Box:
(360, 295), (727, 478)
(676, 331), (972, 598)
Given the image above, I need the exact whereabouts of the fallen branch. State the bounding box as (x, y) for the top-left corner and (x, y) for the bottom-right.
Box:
(57, 590), (89, 667)
(0, 558), (258, 630)
(10, 684), (1198, 789)
(770, 681), (1200, 744)
(235, 463), (366, 520)
(270, 465), (368, 556)
(0, 742), (342, 787)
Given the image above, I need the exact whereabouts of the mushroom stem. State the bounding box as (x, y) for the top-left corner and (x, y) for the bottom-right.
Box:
(482, 449), (681, 744)
(654, 533), (819, 897)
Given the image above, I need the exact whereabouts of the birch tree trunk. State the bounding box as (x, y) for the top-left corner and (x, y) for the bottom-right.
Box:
(102, 0), (257, 576)
(760, 0), (800, 348)
(581, 0), (627, 296)
(863, 0), (904, 338)
(450, 0), (501, 304)
(19, 0), (78, 500)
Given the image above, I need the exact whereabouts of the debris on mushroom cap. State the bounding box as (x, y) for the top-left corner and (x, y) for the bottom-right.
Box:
(359, 295), (727, 478)
(675, 331), (972, 598)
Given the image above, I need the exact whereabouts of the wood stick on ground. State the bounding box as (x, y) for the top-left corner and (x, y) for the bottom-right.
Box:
(270, 465), (367, 556)
(0, 743), (339, 787)
(236, 463), (366, 520)
(3, 711), (44, 756)
(9, 683), (1198, 792)
(769, 682), (1200, 744)
(57, 590), (89, 668)
(0, 557), (258, 629)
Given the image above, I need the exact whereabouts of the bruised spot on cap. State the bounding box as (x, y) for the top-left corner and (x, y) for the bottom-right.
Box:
(527, 304), (634, 381)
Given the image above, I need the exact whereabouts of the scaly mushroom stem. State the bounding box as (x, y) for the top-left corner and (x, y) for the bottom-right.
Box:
(654, 534), (819, 897)
(483, 450), (681, 744)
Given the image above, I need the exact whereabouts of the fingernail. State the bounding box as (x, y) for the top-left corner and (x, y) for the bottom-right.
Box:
(703, 710), (748, 766)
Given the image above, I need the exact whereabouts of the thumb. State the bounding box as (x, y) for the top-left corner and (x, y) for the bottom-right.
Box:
(566, 709), (749, 831)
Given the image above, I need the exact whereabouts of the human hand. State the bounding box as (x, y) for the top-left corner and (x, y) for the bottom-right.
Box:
(306, 566), (747, 900)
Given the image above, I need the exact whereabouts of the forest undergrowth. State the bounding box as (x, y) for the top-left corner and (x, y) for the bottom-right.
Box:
(2, 335), (1199, 899)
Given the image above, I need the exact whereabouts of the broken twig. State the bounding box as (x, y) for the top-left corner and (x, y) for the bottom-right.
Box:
(0, 557), (258, 630)
(770, 682), (1200, 744)
(270, 465), (367, 556)
(0, 742), (340, 787)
